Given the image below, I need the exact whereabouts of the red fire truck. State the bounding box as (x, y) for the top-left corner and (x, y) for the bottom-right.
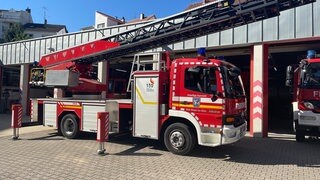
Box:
(30, 49), (247, 155)
(286, 50), (320, 142)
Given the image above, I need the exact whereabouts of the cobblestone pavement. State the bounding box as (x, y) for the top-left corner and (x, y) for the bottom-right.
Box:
(0, 128), (319, 180)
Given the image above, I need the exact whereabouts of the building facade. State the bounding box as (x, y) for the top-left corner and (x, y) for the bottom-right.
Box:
(24, 21), (68, 39)
(0, 1), (319, 136)
(0, 8), (33, 42)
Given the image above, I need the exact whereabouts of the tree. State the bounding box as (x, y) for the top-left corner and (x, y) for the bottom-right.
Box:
(4, 23), (31, 43)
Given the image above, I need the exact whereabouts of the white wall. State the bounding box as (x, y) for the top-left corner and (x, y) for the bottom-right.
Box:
(95, 11), (120, 29)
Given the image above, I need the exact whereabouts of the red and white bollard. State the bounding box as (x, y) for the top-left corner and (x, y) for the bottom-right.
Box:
(11, 104), (23, 140)
(97, 112), (109, 155)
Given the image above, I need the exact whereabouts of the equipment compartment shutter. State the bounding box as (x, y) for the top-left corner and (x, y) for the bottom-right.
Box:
(133, 75), (159, 139)
(43, 102), (57, 128)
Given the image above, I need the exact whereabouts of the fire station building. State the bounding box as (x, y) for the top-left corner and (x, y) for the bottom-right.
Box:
(0, 1), (320, 137)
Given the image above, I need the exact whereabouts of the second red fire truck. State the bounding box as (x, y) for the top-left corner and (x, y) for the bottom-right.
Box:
(286, 50), (320, 142)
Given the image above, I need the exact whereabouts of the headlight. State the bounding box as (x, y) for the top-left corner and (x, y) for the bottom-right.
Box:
(304, 102), (314, 110)
(300, 115), (316, 121)
(201, 126), (222, 134)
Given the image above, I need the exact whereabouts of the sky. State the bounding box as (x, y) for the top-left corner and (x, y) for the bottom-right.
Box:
(0, 0), (199, 32)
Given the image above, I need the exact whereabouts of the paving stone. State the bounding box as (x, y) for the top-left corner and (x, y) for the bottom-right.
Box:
(1, 114), (320, 179)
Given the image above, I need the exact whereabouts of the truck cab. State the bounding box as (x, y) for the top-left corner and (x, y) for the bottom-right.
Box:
(163, 53), (247, 154)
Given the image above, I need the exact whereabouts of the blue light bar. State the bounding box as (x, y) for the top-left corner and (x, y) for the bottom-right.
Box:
(307, 50), (316, 59)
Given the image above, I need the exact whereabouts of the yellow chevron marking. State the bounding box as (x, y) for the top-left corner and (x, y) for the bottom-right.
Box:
(136, 88), (157, 105)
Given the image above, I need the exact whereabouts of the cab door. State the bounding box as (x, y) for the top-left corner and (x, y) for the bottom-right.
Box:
(175, 65), (224, 127)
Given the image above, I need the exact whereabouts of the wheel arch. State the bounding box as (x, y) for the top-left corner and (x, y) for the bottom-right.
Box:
(161, 110), (201, 144)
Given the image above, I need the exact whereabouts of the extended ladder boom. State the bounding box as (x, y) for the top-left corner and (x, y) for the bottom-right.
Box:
(39, 0), (315, 68)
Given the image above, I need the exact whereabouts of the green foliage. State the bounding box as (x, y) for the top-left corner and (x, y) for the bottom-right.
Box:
(4, 23), (31, 43)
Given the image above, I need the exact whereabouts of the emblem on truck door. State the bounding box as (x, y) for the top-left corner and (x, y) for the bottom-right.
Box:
(193, 97), (200, 107)
(146, 78), (154, 88)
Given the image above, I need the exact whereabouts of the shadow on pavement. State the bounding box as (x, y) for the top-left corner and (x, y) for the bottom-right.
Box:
(114, 145), (162, 156)
(76, 132), (163, 156)
(189, 136), (320, 167)
(10, 125), (320, 165)
(84, 131), (320, 167)
(26, 132), (65, 141)
(47, 130), (320, 167)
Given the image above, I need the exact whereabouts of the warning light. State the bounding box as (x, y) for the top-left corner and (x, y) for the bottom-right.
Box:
(197, 48), (206, 57)
(307, 50), (316, 59)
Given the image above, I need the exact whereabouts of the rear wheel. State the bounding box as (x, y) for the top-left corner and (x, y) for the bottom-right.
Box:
(60, 114), (80, 139)
(164, 123), (196, 155)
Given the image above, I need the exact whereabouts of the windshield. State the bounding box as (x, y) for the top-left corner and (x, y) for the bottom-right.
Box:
(222, 67), (245, 98)
(301, 62), (320, 88)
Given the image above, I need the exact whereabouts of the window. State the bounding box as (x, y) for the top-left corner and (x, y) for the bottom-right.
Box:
(184, 66), (217, 94)
(2, 66), (20, 86)
(301, 62), (320, 88)
(97, 23), (105, 29)
(221, 66), (245, 98)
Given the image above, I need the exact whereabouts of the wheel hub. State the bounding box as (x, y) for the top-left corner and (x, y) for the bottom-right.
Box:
(64, 119), (74, 135)
(170, 131), (185, 149)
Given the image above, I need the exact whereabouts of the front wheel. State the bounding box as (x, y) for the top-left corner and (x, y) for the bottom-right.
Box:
(296, 129), (305, 142)
(60, 114), (80, 139)
(164, 123), (196, 155)
(295, 121), (305, 142)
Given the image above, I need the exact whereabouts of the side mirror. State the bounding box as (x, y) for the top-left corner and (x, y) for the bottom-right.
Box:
(211, 95), (218, 102)
(285, 65), (293, 87)
(211, 91), (222, 102)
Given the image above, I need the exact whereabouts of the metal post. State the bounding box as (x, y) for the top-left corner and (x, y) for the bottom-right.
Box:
(12, 128), (19, 140)
(97, 112), (109, 155)
(11, 104), (22, 140)
(97, 141), (105, 155)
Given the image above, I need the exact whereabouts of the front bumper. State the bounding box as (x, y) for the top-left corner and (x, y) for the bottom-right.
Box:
(198, 121), (247, 147)
(222, 121), (247, 145)
(298, 110), (320, 127)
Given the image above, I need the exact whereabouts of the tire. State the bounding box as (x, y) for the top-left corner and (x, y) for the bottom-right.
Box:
(60, 114), (80, 139)
(293, 120), (297, 133)
(164, 123), (196, 155)
(295, 121), (305, 142)
(296, 129), (305, 142)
